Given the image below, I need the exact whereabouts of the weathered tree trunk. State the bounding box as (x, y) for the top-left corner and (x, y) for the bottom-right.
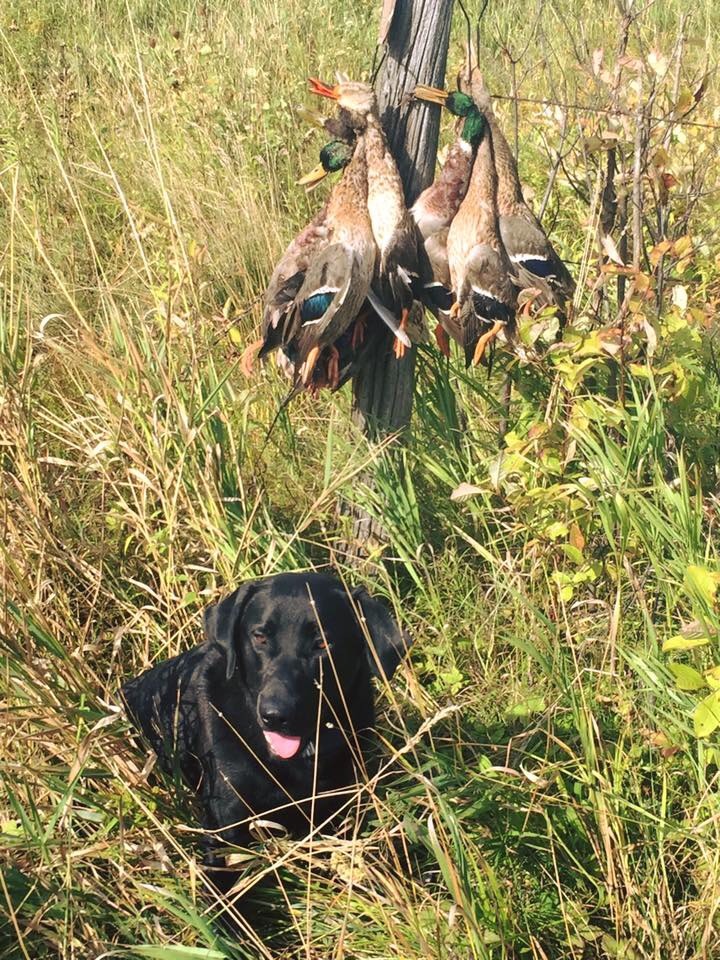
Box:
(352, 0), (454, 440)
(345, 0), (454, 555)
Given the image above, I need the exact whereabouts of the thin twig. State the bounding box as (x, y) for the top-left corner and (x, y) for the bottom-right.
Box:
(490, 91), (719, 130)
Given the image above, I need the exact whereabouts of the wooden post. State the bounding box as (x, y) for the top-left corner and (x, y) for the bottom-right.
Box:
(343, 0), (454, 558)
(351, 0), (455, 441)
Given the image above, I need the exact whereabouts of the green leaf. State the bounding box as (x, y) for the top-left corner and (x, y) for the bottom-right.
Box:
(601, 934), (642, 960)
(668, 663), (707, 691)
(561, 544), (584, 564)
(544, 521), (569, 541)
(506, 696), (546, 719)
(1, 820), (23, 837)
(693, 690), (720, 738)
(662, 634), (710, 652)
(685, 564), (720, 606)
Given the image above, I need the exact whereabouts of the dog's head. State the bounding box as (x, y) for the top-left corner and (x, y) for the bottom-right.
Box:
(203, 572), (411, 761)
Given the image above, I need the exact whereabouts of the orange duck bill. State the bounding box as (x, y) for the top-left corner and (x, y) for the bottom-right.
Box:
(307, 77), (340, 100)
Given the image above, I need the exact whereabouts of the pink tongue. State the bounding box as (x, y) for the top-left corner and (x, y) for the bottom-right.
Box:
(263, 730), (302, 759)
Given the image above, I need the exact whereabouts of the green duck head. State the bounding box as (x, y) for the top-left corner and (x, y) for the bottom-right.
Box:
(459, 106), (486, 148)
(414, 86), (486, 148)
(444, 91), (475, 116)
(297, 139), (355, 188)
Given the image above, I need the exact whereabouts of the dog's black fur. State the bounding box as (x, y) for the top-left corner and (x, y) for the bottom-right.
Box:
(121, 572), (410, 859)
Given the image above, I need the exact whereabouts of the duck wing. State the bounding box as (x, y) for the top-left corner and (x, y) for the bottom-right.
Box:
(499, 213), (575, 306)
(455, 243), (516, 366)
(260, 207), (330, 357)
(291, 241), (373, 366)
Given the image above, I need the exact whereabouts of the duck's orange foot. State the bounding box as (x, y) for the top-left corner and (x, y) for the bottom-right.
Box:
(351, 312), (367, 350)
(301, 345), (321, 385)
(327, 345), (341, 389)
(240, 338), (263, 377)
(472, 320), (504, 366)
(393, 307), (410, 360)
(449, 300), (461, 319)
(434, 323), (450, 358)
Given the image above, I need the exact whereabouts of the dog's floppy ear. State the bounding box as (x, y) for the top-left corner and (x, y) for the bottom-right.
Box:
(203, 581), (259, 680)
(352, 587), (413, 681)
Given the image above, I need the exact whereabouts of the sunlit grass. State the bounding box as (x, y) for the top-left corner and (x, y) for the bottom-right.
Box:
(2, 0), (720, 957)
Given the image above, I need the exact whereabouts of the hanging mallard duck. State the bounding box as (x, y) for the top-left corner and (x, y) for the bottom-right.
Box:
(415, 68), (574, 322)
(414, 79), (516, 365)
(242, 106), (357, 379)
(410, 89), (487, 354)
(278, 133), (376, 388)
(308, 78), (418, 358)
(244, 132), (375, 392)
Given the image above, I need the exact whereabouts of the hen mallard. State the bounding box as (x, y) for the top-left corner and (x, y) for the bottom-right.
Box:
(308, 78), (418, 358)
(411, 89), (487, 354)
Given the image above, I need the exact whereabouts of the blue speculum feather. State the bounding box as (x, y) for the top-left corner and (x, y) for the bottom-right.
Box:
(472, 293), (514, 324)
(520, 257), (555, 278)
(300, 291), (335, 323)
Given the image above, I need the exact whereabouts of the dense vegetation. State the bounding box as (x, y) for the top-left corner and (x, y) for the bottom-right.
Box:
(1, 0), (719, 957)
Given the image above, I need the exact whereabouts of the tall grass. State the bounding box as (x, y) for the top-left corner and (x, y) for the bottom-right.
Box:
(2, 0), (720, 957)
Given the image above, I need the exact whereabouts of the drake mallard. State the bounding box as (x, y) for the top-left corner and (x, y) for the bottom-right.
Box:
(251, 133), (376, 390)
(246, 138), (356, 379)
(241, 205), (329, 378)
(414, 82), (516, 365)
(416, 73), (574, 320)
(308, 78), (418, 358)
(296, 138), (356, 189)
(447, 125), (517, 365)
(283, 134), (376, 387)
(411, 89), (487, 354)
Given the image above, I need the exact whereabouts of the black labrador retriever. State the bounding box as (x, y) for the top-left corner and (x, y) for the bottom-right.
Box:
(122, 571), (410, 861)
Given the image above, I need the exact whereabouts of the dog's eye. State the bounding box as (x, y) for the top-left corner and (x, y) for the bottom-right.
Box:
(252, 631), (267, 646)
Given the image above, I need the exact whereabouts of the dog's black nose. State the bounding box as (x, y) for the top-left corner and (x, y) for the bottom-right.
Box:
(259, 699), (290, 729)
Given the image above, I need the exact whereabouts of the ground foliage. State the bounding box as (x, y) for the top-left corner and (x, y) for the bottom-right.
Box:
(1, 0), (720, 957)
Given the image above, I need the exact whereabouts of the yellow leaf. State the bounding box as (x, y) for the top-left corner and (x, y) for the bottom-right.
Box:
(705, 666), (720, 691)
(649, 240), (673, 267)
(569, 523), (585, 552)
(651, 147), (670, 170)
(673, 90), (693, 117)
(672, 235), (693, 258)
(685, 565), (720, 606)
(693, 690), (720, 738)
(544, 521), (569, 541)
(668, 663), (707, 691)
(584, 135), (605, 153)
(662, 634), (710, 653)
